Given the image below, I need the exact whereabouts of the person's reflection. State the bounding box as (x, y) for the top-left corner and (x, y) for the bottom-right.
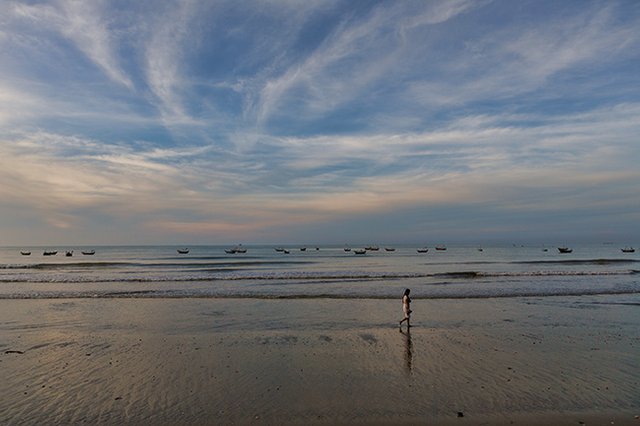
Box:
(399, 327), (412, 376)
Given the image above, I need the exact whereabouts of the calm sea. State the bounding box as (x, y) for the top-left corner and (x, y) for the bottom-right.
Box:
(1, 244), (638, 300)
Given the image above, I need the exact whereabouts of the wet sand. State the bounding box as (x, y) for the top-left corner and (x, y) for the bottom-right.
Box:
(1, 295), (639, 425)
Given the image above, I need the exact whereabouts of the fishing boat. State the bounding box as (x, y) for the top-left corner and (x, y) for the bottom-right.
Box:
(225, 245), (247, 254)
(354, 249), (366, 255)
(417, 248), (428, 253)
(300, 247), (307, 251)
(20, 251), (31, 256)
(43, 250), (57, 256)
(435, 245), (447, 251)
(557, 247), (573, 253)
(274, 248), (285, 252)
(344, 247), (351, 252)
(365, 246), (379, 251)
(621, 247), (635, 253)
(81, 250), (96, 255)
(477, 248), (484, 252)
(283, 249), (290, 254)
(384, 247), (396, 252)
(177, 248), (189, 254)
(65, 251), (73, 257)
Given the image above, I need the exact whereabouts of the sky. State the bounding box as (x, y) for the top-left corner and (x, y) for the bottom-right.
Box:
(1, 0), (639, 246)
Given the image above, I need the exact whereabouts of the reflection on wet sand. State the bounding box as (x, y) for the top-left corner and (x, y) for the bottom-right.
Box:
(399, 328), (412, 375)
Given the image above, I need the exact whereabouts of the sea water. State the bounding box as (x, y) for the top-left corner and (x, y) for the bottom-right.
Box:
(0, 244), (638, 300)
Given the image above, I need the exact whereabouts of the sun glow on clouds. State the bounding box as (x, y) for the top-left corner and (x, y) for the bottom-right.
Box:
(1, 0), (640, 244)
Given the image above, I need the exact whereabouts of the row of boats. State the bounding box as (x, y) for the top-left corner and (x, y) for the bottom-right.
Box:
(556, 246), (636, 253)
(21, 250), (96, 256)
(22, 246), (636, 256)
(557, 246), (635, 253)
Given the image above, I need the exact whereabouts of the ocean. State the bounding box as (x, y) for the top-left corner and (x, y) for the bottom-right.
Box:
(1, 244), (638, 300)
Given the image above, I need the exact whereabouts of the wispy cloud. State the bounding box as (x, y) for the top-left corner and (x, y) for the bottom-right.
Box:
(143, 0), (199, 125)
(1, 1), (639, 243)
(11, 0), (133, 89)
(409, 3), (640, 109)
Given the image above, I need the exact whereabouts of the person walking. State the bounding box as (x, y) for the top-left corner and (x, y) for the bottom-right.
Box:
(399, 288), (412, 329)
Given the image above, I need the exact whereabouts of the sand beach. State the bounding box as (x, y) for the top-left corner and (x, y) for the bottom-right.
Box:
(1, 295), (639, 425)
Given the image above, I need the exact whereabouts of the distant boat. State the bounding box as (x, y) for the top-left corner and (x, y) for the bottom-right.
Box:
(417, 248), (428, 253)
(435, 245), (447, 251)
(81, 250), (95, 255)
(43, 250), (57, 256)
(621, 247), (635, 253)
(384, 247), (396, 252)
(344, 247), (351, 252)
(274, 248), (285, 252)
(283, 249), (290, 254)
(365, 246), (379, 251)
(177, 248), (189, 254)
(557, 247), (573, 253)
(225, 245), (247, 254)
(315, 247), (320, 251)
(65, 251), (73, 257)
(477, 248), (484, 252)
(542, 248), (548, 252)
(20, 251), (31, 256)
(354, 249), (366, 255)
(300, 247), (307, 251)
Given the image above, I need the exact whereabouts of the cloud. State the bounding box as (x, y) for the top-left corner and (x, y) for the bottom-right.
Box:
(1, 1), (639, 243)
(1, 95), (639, 243)
(409, 3), (640, 109)
(143, 0), (197, 124)
(11, 0), (133, 89)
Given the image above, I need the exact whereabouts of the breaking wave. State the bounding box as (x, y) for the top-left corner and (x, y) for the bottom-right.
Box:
(0, 269), (637, 284)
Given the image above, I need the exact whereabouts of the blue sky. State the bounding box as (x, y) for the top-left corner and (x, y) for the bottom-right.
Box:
(1, 0), (639, 245)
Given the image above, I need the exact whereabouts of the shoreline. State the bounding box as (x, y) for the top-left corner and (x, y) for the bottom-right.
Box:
(2, 295), (639, 424)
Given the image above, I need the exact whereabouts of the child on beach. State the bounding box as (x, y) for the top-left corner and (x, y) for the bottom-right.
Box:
(399, 288), (412, 329)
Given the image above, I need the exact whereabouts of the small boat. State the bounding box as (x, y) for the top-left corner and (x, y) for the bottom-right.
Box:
(274, 248), (285, 252)
(177, 248), (189, 254)
(557, 247), (573, 253)
(354, 249), (366, 255)
(315, 247), (320, 251)
(365, 246), (379, 251)
(81, 250), (96, 255)
(65, 251), (73, 257)
(20, 251), (31, 256)
(435, 245), (447, 251)
(283, 249), (290, 254)
(384, 247), (396, 252)
(300, 247), (307, 251)
(542, 248), (548, 252)
(344, 247), (351, 252)
(621, 247), (635, 253)
(43, 250), (57, 256)
(477, 248), (484, 252)
(417, 248), (428, 253)
(225, 245), (247, 254)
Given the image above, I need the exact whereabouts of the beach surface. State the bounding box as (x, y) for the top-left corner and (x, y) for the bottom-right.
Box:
(1, 296), (639, 425)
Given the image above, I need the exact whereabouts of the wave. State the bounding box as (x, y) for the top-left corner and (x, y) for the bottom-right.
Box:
(1, 288), (639, 300)
(0, 269), (637, 284)
(427, 258), (640, 267)
(0, 260), (311, 270)
(515, 258), (639, 265)
(0, 262), (131, 269)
